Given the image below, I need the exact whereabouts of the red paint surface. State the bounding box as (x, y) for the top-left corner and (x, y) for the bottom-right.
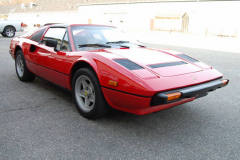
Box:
(9, 24), (225, 115)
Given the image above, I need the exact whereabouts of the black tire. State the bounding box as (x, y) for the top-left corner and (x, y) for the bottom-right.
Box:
(72, 68), (110, 119)
(15, 50), (35, 82)
(4, 26), (15, 38)
(1, 33), (6, 37)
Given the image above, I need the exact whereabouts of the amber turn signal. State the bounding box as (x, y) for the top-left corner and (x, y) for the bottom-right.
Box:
(166, 92), (182, 101)
(221, 79), (229, 86)
(108, 80), (118, 87)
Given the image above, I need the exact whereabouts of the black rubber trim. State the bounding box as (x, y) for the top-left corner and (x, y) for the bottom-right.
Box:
(114, 59), (144, 70)
(101, 86), (151, 98)
(177, 54), (199, 63)
(66, 28), (72, 51)
(26, 59), (69, 76)
(148, 61), (187, 69)
(150, 78), (229, 106)
(49, 24), (69, 28)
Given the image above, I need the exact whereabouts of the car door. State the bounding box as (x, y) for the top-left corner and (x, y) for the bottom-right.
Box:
(35, 27), (71, 88)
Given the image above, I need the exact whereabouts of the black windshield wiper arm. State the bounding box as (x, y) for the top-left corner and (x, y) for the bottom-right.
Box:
(107, 41), (145, 47)
(106, 41), (129, 44)
(78, 43), (111, 48)
(133, 43), (146, 48)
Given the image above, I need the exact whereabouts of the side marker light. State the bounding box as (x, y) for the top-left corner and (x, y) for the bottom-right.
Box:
(108, 80), (118, 87)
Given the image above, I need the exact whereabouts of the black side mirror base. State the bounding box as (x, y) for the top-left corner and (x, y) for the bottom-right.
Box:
(54, 48), (59, 52)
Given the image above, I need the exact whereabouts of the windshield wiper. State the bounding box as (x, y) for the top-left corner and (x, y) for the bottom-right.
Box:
(107, 41), (145, 47)
(78, 43), (111, 48)
(134, 44), (146, 48)
(106, 41), (129, 44)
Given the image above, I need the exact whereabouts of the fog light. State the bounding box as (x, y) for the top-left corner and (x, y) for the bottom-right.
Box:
(166, 92), (182, 101)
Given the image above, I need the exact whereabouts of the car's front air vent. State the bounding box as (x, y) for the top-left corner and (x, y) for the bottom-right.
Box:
(114, 59), (144, 70)
(177, 54), (199, 63)
(148, 61), (187, 69)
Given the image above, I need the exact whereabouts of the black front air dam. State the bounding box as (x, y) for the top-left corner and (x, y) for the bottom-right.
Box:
(150, 79), (229, 106)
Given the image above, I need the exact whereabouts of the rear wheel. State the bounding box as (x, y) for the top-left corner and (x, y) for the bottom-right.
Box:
(4, 26), (15, 37)
(15, 50), (35, 82)
(72, 68), (110, 119)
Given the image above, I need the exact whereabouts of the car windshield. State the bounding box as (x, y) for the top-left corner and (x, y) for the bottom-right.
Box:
(71, 25), (143, 51)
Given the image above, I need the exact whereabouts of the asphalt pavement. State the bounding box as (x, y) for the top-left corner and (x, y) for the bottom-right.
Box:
(0, 32), (239, 159)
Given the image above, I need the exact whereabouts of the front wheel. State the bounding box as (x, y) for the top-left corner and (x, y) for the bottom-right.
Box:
(72, 68), (110, 119)
(15, 50), (35, 82)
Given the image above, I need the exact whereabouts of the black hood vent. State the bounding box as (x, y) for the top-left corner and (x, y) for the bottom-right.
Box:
(148, 61), (187, 69)
(114, 59), (144, 70)
(177, 54), (199, 63)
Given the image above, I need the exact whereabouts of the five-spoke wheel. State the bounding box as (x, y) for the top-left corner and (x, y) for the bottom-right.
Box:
(72, 68), (109, 119)
(4, 26), (15, 38)
(15, 50), (35, 82)
(16, 54), (24, 77)
(75, 75), (96, 112)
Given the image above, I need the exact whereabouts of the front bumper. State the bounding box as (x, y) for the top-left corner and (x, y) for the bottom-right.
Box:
(151, 78), (229, 106)
(101, 78), (229, 115)
(19, 27), (24, 32)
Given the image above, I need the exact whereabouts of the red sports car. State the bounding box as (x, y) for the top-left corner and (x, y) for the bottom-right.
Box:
(9, 24), (229, 119)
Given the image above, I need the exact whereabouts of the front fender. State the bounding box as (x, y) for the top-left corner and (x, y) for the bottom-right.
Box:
(66, 52), (153, 96)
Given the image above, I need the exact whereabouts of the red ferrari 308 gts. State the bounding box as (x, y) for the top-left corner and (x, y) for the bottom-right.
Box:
(9, 24), (229, 119)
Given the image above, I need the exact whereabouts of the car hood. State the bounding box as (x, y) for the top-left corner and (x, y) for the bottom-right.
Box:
(99, 48), (203, 77)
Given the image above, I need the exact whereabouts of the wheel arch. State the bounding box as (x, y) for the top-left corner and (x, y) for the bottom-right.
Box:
(14, 45), (22, 59)
(70, 60), (100, 89)
(4, 25), (16, 32)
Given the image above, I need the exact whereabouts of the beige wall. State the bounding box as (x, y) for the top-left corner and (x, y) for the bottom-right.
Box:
(8, 11), (80, 27)
(7, 1), (240, 37)
(0, 15), (8, 20)
(78, 1), (240, 36)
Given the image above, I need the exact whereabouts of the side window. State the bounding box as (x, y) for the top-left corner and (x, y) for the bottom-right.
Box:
(42, 28), (66, 50)
(61, 32), (70, 51)
(30, 28), (47, 42)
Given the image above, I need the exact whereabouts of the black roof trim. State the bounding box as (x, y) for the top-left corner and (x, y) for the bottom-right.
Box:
(47, 23), (70, 28)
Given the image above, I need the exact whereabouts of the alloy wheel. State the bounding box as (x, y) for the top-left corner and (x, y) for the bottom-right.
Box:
(16, 54), (24, 77)
(75, 75), (95, 112)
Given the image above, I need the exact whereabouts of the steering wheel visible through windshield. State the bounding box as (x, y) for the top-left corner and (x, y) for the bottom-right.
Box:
(71, 25), (142, 51)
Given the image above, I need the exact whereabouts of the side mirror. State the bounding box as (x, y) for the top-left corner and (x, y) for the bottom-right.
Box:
(46, 39), (59, 52)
